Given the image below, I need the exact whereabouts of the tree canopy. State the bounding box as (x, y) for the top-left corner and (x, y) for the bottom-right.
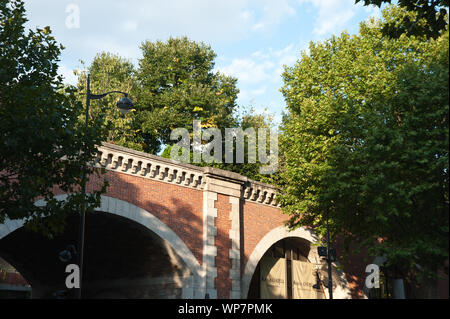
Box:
(161, 105), (277, 182)
(77, 37), (277, 181)
(279, 5), (449, 285)
(0, 0), (107, 235)
(356, 0), (449, 39)
(75, 52), (142, 151)
(77, 37), (240, 154)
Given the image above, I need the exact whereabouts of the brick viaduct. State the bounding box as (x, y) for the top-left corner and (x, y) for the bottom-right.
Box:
(0, 142), (364, 299)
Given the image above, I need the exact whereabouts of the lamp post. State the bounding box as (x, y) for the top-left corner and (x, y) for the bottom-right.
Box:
(76, 74), (133, 299)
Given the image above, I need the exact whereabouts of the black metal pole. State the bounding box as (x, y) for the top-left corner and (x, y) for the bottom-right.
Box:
(76, 74), (90, 299)
(326, 206), (333, 299)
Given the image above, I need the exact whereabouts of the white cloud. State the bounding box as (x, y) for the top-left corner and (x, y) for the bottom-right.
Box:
(297, 0), (360, 37)
(273, 44), (294, 57)
(220, 43), (299, 84)
(365, 4), (382, 20)
(217, 42), (300, 115)
(252, 0), (296, 32)
(238, 89), (250, 102)
(219, 58), (274, 85)
(20, 0), (381, 120)
(121, 21), (139, 32)
(23, 0), (258, 66)
(251, 86), (267, 96)
(314, 0), (356, 36)
(251, 50), (270, 59)
(272, 44), (298, 76)
(58, 64), (78, 85)
(252, 23), (265, 31)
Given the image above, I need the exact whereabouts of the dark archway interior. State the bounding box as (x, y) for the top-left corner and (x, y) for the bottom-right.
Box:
(0, 212), (188, 298)
(247, 237), (311, 299)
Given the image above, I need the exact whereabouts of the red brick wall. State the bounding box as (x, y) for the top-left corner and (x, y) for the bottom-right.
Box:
(0, 271), (29, 286)
(334, 239), (368, 299)
(241, 201), (288, 274)
(85, 171), (204, 266)
(437, 263), (449, 299)
(53, 168), (391, 299)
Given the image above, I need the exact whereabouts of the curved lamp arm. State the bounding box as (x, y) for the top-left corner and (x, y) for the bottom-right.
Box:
(89, 90), (129, 100)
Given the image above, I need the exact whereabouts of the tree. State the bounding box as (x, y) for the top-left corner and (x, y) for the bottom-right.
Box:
(78, 37), (240, 157)
(219, 106), (278, 182)
(77, 38), (276, 182)
(279, 5), (448, 291)
(136, 38), (278, 181)
(161, 105), (278, 182)
(75, 52), (142, 151)
(356, 0), (449, 39)
(0, 0), (107, 236)
(137, 37), (239, 154)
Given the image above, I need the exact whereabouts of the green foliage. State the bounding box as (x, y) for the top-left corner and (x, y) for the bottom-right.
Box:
(78, 37), (240, 157)
(77, 37), (277, 182)
(0, 0), (108, 236)
(222, 106), (278, 182)
(279, 5), (449, 281)
(161, 106), (277, 181)
(76, 52), (142, 151)
(137, 37), (239, 154)
(356, 0), (449, 39)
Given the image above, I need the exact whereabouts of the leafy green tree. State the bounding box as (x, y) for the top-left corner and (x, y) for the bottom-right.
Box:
(75, 52), (142, 151)
(137, 37), (239, 154)
(279, 5), (448, 290)
(0, 0), (107, 236)
(221, 106), (277, 182)
(78, 37), (240, 157)
(356, 0), (448, 39)
(161, 106), (277, 181)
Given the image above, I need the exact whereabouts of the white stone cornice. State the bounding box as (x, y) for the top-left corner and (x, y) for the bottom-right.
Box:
(97, 143), (205, 190)
(96, 142), (281, 206)
(242, 181), (280, 207)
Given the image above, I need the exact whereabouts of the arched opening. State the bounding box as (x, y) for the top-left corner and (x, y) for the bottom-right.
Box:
(0, 257), (31, 298)
(0, 211), (192, 298)
(247, 237), (326, 299)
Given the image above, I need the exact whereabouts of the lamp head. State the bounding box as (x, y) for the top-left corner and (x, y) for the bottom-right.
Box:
(59, 249), (72, 263)
(58, 245), (77, 263)
(116, 95), (134, 114)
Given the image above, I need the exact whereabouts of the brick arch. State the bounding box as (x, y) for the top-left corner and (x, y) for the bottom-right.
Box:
(95, 195), (203, 279)
(0, 219), (24, 241)
(241, 226), (319, 298)
(0, 194), (203, 291)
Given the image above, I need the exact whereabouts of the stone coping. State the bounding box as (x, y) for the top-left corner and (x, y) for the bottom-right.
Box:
(97, 142), (279, 207)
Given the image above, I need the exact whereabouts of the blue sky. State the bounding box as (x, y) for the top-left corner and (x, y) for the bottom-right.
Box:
(23, 0), (384, 124)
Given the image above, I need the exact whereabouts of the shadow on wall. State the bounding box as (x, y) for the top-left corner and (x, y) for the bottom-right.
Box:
(0, 171), (206, 299)
(94, 170), (205, 265)
(333, 238), (368, 299)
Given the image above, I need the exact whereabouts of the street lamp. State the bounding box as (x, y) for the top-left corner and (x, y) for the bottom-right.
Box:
(76, 74), (133, 299)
